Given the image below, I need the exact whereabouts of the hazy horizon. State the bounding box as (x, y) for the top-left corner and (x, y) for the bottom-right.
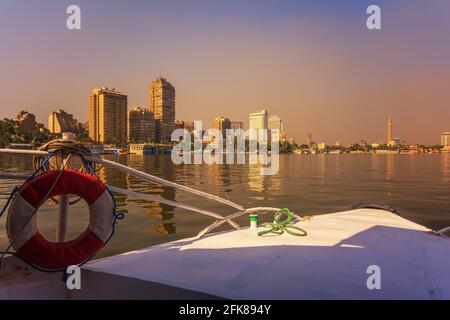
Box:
(1, 0), (450, 145)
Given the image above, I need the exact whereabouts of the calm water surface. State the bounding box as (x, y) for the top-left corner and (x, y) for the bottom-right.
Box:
(0, 154), (449, 258)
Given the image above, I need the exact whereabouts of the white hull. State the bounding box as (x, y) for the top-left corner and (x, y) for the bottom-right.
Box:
(1, 208), (449, 300)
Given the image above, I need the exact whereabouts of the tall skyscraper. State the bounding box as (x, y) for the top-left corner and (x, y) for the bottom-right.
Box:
(48, 109), (81, 134)
(213, 116), (231, 137)
(387, 116), (393, 144)
(249, 110), (268, 141)
(268, 115), (283, 141)
(249, 110), (268, 130)
(128, 106), (155, 143)
(268, 115), (283, 132)
(441, 132), (450, 147)
(148, 77), (176, 143)
(89, 87), (128, 144)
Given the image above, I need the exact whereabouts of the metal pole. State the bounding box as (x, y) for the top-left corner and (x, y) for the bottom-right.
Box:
(0, 149), (48, 156)
(56, 132), (76, 242)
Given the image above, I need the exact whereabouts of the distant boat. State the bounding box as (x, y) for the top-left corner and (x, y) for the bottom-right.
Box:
(399, 149), (421, 154)
(376, 150), (399, 154)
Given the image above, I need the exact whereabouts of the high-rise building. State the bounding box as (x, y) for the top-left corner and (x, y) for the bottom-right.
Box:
(441, 132), (450, 147)
(89, 87), (128, 144)
(149, 77), (176, 143)
(387, 116), (393, 144)
(268, 115), (283, 132)
(48, 109), (81, 134)
(128, 106), (155, 143)
(213, 116), (231, 137)
(249, 110), (269, 142)
(231, 121), (244, 131)
(249, 110), (268, 130)
(230, 121), (244, 139)
(269, 115), (283, 142)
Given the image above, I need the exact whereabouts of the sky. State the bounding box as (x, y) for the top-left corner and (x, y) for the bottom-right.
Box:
(0, 0), (449, 145)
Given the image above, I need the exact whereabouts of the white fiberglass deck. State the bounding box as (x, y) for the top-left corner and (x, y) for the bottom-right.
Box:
(84, 208), (450, 299)
(1, 208), (449, 299)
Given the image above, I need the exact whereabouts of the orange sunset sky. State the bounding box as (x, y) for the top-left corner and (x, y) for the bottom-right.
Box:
(0, 0), (449, 145)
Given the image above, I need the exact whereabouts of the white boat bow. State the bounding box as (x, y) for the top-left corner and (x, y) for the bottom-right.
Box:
(1, 208), (449, 300)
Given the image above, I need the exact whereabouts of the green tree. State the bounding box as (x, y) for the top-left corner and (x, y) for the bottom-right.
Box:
(31, 129), (50, 147)
(78, 132), (92, 143)
(280, 141), (294, 153)
(0, 119), (15, 147)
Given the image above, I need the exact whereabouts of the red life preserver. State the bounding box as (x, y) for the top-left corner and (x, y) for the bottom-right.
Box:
(6, 170), (116, 271)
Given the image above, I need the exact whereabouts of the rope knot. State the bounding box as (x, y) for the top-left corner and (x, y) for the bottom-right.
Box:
(258, 208), (308, 237)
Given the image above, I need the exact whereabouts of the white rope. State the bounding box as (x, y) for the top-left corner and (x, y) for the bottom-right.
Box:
(108, 186), (248, 236)
(108, 185), (227, 221)
(194, 207), (282, 238)
(436, 226), (450, 236)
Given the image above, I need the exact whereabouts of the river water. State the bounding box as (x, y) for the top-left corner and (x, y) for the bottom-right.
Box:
(0, 153), (449, 258)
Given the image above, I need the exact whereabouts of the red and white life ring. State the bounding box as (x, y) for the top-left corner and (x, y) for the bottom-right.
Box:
(6, 170), (116, 271)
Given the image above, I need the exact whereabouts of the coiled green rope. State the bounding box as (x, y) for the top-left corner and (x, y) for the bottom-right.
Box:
(258, 208), (308, 237)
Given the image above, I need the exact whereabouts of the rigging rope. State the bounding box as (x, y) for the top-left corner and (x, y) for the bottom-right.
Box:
(33, 140), (102, 205)
(33, 139), (102, 175)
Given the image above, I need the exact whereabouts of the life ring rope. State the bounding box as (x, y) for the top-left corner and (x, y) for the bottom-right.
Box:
(0, 149), (122, 272)
(0, 150), (67, 264)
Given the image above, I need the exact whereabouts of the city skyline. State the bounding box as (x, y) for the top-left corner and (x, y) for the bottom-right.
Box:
(1, 1), (450, 144)
(2, 95), (447, 147)
(2, 105), (449, 152)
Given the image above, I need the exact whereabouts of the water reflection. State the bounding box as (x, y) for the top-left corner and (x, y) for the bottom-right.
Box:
(441, 154), (450, 184)
(0, 154), (449, 257)
(248, 164), (267, 195)
(385, 155), (395, 197)
(315, 154), (326, 185)
(371, 154), (380, 179)
(386, 155), (395, 181)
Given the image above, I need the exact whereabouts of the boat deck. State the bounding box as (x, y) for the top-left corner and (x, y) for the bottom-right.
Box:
(1, 208), (449, 299)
